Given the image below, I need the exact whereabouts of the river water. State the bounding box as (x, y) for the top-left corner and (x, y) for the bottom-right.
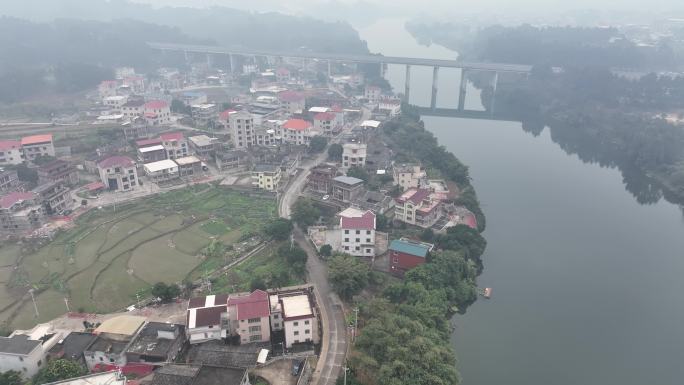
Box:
(358, 18), (684, 385)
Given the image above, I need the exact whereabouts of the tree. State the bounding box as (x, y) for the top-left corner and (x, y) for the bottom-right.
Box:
(204, 239), (225, 259)
(32, 359), (86, 385)
(250, 276), (267, 291)
(328, 255), (370, 300)
(346, 166), (369, 182)
(14, 164), (38, 184)
(309, 136), (327, 153)
(435, 224), (487, 261)
(151, 282), (181, 303)
(421, 228), (434, 242)
(264, 218), (293, 241)
(320, 244), (333, 257)
(0, 370), (22, 385)
(278, 244), (308, 276)
(291, 198), (321, 227)
(327, 143), (343, 161)
(375, 214), (389, 231)
(170, 99), (191, 115)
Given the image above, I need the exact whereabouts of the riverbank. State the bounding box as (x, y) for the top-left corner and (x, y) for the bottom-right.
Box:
(346, 111), (487, 385)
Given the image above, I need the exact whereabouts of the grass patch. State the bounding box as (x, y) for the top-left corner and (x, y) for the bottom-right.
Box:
(200, 220), (230, 236)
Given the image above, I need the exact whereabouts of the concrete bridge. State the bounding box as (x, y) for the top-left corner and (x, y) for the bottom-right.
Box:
(147, 42), (532, 112)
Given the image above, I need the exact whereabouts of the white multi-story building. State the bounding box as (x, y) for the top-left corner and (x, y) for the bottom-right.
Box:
(143, 100), (171, 126)
(97, 155), (138, 192)
(121, 99), (146, 121)
(21, 134), (55, 162)
(394, 188), (443, 228)
(338, 207), (376, 257)
(226, 290), (271, 344)
(393, 164), (427, 191)
(191, 103), (218, 128)
(103, 95), (128, 111)
(228, 111), (255, 149)
(342, 142), (367, 169)
(278, 293), (319, 348)
(251, 164), (282, 192)
(277, 91), (306, 113)
(160, 132), (189, 159)
(313, 112), (337, 136)
(144, 159), (179, 182)
(282, 119), (320, 146)
(0, 140), (24, 165)
(186, 294), (230, 344)
(0, 325), (64, 379)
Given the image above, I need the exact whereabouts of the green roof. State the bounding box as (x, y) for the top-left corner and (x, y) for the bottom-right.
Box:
(389, 239), (431, 258)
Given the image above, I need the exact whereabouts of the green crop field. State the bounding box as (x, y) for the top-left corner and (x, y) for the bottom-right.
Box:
(0, 185), (277, 329)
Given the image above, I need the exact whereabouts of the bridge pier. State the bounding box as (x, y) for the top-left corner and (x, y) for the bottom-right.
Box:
(184, 50), (189, 64)
(380, 63), (386, 78)
(206, 53), (213, 68)
(431, 66), (439, 110)
(328, 60), (332, 79)
(404, 65), (411, 103)
(458, 69), (468, 111)
(490, 71), (499, 114)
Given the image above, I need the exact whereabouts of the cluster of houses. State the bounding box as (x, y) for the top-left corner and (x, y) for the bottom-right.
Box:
(304, 132), (478, 276)
(0, 286), (318, 384)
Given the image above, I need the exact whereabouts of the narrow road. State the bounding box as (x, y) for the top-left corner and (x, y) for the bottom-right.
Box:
(277, 105), (371, 385)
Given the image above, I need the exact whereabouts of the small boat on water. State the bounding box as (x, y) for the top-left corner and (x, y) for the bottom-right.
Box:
(482, 287), (492, 299)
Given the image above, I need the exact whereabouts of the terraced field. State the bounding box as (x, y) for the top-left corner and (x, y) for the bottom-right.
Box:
(0, 185), (277, 329)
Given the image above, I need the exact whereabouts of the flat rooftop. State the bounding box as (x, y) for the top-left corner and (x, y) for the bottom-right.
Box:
(94, 315), (146, 336)
(86, 335), (129, 355)
(174, 155), (202, 166)
(126, 322), (183, 357)
(281, 294), (313, 319)
(139, 145), (165, 153)
(144, 159), (178, 173)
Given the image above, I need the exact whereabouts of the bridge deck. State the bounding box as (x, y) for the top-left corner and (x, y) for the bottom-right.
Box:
(148, 42), (532, 73)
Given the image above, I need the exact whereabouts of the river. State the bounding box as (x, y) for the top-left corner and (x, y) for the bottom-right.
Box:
(357, 18), (684, 385)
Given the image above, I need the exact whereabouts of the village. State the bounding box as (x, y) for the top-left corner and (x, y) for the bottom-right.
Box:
(0, 54), (478, 385)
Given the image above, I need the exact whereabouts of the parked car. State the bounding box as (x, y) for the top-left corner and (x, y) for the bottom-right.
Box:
(292, 360), (304, 376)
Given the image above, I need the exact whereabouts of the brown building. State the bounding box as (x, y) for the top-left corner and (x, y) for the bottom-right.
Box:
(37, 160), (79, 186)
(307, 164), (338, 194)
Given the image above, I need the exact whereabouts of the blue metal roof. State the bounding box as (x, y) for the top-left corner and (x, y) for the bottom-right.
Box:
(389, 239), (431, 258)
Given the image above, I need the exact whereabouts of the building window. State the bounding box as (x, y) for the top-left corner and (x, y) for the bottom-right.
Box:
(393, 257), (398, 263)
(366, 249), (372, 254)
(305, 329), (310, 334)
(19, 357), (23, 362)
(366, 230), (371, 235)
(293, 321), (299, 326)
(304, 320), (310, 325)
(37, 360), (41, 366)
(294, 339), (299, 344)
(355, 238), (360, 242)
(344, 230), (349, 234)
(250, 335), (261, 342)
(294, 331), (299, 336)
(366, 238), (371, 243)
(273, 314), (279, 319)
(356, 230), (360, 235)
(248, 318), (261, 323)
(344, 238), (349, 242)
(249, 325), (261, 333)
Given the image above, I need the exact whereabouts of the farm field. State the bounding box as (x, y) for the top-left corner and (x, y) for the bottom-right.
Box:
(0, 184), (277, 329)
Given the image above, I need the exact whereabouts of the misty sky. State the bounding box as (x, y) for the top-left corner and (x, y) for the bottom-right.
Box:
(133, 0), (684, 15)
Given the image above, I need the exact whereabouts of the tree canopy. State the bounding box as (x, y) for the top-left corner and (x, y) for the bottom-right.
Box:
(151, 282), (181, 303)
(32, 359), (86, 385)
(0, 371), (22, 385)
(328, 143), (343, 161)
(328, 254), (370, 300)
(309, 136), (328, 153)
(291, 198), (321, 227)
(264, 218), (293, 241)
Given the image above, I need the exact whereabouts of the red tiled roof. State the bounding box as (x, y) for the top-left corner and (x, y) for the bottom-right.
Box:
(219, 109), (236, 120)
(0, 192), (35, 209)
(396, 188), (431, 205)
(144, 112), (158, 119)
(136, 138), (163, 147)
(227, 290), (270, 320)
(144, 100), (168, 110)
(314, 112), (336, 121)
(21, 134), (53, 146)
(278, 90), (305, 102)
(194, 305), (227, 327)
(276, 68), (290, 76)
(340, 210), (375, 230)
(160, 132), (183, 141)
(85, 181), (106, 191)
(283, 119), (312, 131)
(98, 155), (135, 168)
(0, 140), (20, 151)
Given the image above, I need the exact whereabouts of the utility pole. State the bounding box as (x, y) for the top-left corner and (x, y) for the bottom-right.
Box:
(29, 289), (39, 318)
(64, 297), (70, 313)
(344, 365), (349, 385)
(353, 307), (359, 343)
